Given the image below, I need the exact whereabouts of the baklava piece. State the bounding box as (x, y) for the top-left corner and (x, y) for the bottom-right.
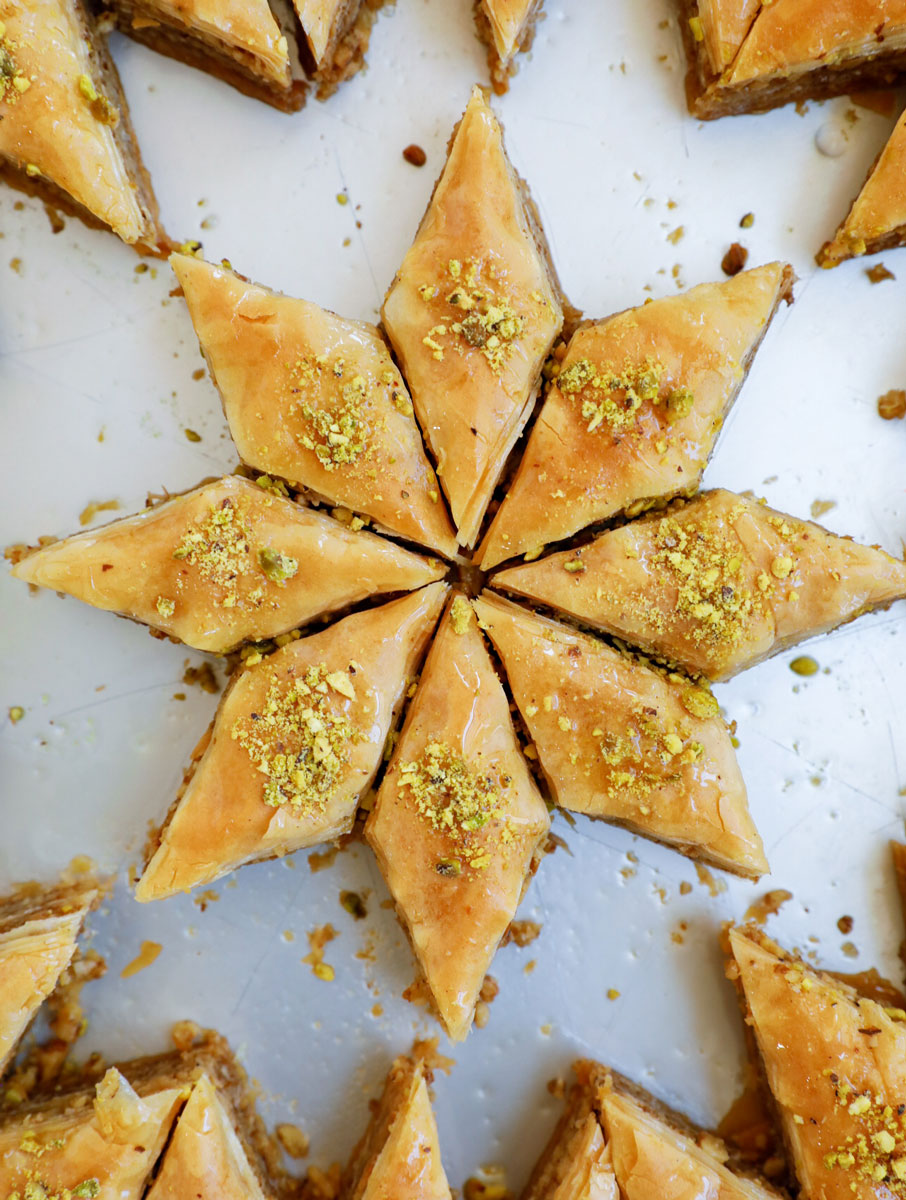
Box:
(0, 0), (167, 252)
(366, 593), (550, 1040)
(492, 488), (906, 681)
(10, 475), (445, 654)
(728, 924), (906, 1200)
(171, 253), (457, 559)
(473, 593), (766, 878)
(293, 0), (389, 99)
(0, 877), (100, 1079)
(382, 86), (565, 549)
(340, 1050), (452, 1200)
(818, 107), (906, 267)
(101, 0), (300, 110)
(479, 263), (793, 569)
(680, 0), (906, 120)
(136, 583), (447, 900)
(474, 0), (544, 94)
(525, 1061), (780, 1200)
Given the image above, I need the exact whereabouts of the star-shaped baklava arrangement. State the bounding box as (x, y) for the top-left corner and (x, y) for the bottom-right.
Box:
(11, 86), (906, 1041)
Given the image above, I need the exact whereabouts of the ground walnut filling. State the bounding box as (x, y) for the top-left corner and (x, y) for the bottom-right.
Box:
(419, 257), (531, 375)
(6, 1133), (100, 1200)
(822, 1074), (906, 1193)
(171, 497), (297, 610)
(231, 662), (362, 811)
(556, 355), (694, 435)
(398, 740), (514, 872)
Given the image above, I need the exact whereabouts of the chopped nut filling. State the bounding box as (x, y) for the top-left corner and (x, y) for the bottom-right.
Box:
(398, 741), (513, 869)
(557, 354), (695, 434)
(231, 663), (362, 811)
(418, 258), (531, 375)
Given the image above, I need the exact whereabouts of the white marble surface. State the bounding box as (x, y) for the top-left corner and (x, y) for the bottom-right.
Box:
(1, 0), (905, 1190)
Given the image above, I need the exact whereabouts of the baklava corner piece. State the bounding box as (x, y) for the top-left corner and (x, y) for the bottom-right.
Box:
(727, 923), (906, 1200)
(366, 592), (550, 1040)
(0, 0), (168, 252)
(381, 85), (565, 550)
(0, 875), (101, 1078)
(136, 582), (448, 901)
(340, 1050), (452, 1200)
(293, 0), (390, 99)
(103, 0), (301, 111)
(10, 475), (446, 654)
(473, 0), (544, 94)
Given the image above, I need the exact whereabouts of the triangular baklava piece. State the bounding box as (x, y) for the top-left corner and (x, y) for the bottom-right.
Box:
(382, 86), (564, 549)
(293, 0), (387, 97)
(728, 925), (906, 1200)
(136, 583), (447, 900)
(474, 0), (544, 94)
(10, 475), (446, 654)
(0, 877), (99, 1076)
(522, 1064), (617, 1200)
(145, 1074), (271, 1199)
(0, 1065), (185, 1198)
(492, 488), (906, 681)
(171, 253), (457, 559)
(819, 107), (906, 267)
(473, 593), (764, 878)
(366, 593), (550, 1040)
(0, 0), (167, 251)
(341, 1051), (452, 1200)
(479, 263), (793, 568)
(683, 0), (906, 119)
(103, 0), (298, 109)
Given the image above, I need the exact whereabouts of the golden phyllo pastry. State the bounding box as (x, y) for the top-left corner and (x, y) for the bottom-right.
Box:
(474, 0), (545, 92)
(479, 263), (793, 569)
(683, 0), (906, 119)
(171, 253), (457, 559)
(492, 488), (906, 681)
(366, 593), (550, 1040)
(0, 878), (99, 1076)
(100, 0), (298, 109)
(382, 86), (564, 549)
(292, 0), (387, 97)
(521, 1066), (617, 1200)
(0, 1066), (184, 1199)
(473, 593), (764, 877)
(10, 475), (445, 654)
(0, 0), (167, 250)
(728, 925), (906, 1200)
(341, 1051), (452, 1200)
(819, 107), (906, 267)
(136, 583), (447, 900)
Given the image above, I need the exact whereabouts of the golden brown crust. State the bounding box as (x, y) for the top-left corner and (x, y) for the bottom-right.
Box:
(473, 0), (545, 94)
(294, 0), (392, 98)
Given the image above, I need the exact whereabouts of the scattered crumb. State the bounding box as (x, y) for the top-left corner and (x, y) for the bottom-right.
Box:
(739, 212), (754, 228)
(43, 204), (64, 234)
(744, 889), (793, 926)
(182, 661), (219, 694)
(402, 977), (432, 1008)
(679, 880), (692, 895)
(547, 1077), (566, 1097)
(79, 498), (120, 526)
(193, 889), (219, 912)
(370, 1003), (383, 1017)
(8, 706), (24, 724)
(9, 257), (22, 274)
(171, 1019), (202, 1050)
(790, 655), (819, 677)
(192, 368), (206, 381)
(671, 921), (688, 945)
(721, 243), (748, 276)
(841, 941), (858, 958)
(667, 225), (684, 245)
(302, 924), (337, 981)
(339, 890), (367, 920)
(184, 428), (202, 443)
(837, 915), (854, 935)
(607, 988), (621, 1000)
(866, 262), (895, 284)
(402, 143), (427, 167)
(308, 846), (339, 873)
(277, 1123), (310, 1159)
(524, 959), (537, 975)
(336, 193), (348, 206)
(463, 1172), (513, 1200)
(810, 499), (836, 519)
(878, 390), (906, 420)
(121, 940), (163, 979)
(695, 863), (727, 896)
(503, 919), (542, 948)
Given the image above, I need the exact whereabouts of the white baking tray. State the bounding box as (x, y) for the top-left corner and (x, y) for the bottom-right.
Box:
(2, 0), (906, 1189)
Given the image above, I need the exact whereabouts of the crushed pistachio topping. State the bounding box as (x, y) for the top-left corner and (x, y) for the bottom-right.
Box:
(398, 741), (512, 869)
(557, 356), (694, 434)
(449, 596), (472, 635)
(3, 1128), (100, 1200)
(594, 706), (703, 804)
(231, 663), (362, 811)
(258, 546), (298, 585)
(155, 595), (175, 619)
(418, 258), (529, 375)
(173, 498), (262, 609)
(0, 25), (30, 104)
(76, 72), (118, 125)
(822, 1071), (906, 1194)
(679, 683), (720, 720)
